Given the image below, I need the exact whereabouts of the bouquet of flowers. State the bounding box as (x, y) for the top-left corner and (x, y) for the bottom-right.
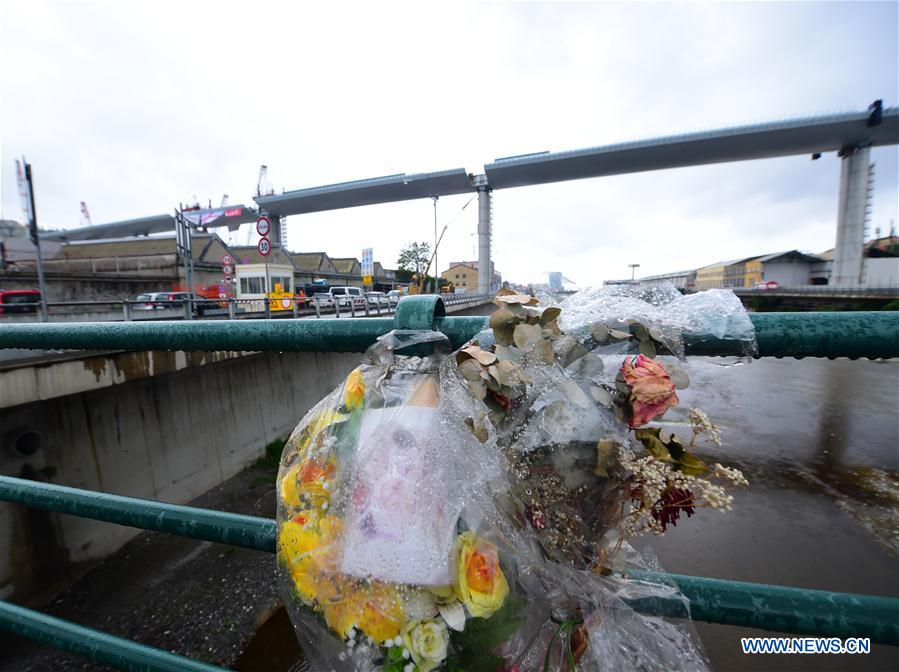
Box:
(276, 286), (755, 671)
(277, 331), (538, 672)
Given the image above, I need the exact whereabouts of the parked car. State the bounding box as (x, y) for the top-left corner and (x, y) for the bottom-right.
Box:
(133, 292), (206, 315)
(755, 281), (780, 290)
(386, 290), (403, 304)
(329, 286), (365, 308)
(310, 292), (334, 309)
(0, 289), (41, 315)
(132, 292), (168, 310)
(365, 291), (389, 307)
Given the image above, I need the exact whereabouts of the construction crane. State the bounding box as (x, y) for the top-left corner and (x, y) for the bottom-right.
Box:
(415, 224), (449, 294)
(257, 165), (274, 197)
(79, 201), (92, 226)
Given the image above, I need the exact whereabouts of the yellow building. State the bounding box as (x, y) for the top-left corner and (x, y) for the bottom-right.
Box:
(697, 256), (763, 289)
(441, 263), (479, 291)
(695, 262), (727, 289)
(743, 258), (764, 287)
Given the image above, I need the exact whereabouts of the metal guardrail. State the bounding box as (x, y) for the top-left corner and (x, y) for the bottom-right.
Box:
(0, 599), (228, 672)
(0, 310), (897, 359)
(0, 293), (493, 323)
(1, 296), (898, 671)
(1, 475), (896, 649)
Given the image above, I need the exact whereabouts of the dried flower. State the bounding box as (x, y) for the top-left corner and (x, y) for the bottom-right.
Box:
(688, 407), (722, 447)
(620, 354), (679, 427)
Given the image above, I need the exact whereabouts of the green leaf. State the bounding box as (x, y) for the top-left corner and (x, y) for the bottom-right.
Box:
(665, 433), (686, 461)
(633, 324), (649, 342)
(638, 340), (657, 358)
(450, 592), (525, 669)
(677, 452), (708, 476)
(635, 428), (673, 462)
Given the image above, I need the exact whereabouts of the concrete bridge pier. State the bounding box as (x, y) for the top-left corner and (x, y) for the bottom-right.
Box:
(832, 144), (873, 287)
(477, 184), (492, 295)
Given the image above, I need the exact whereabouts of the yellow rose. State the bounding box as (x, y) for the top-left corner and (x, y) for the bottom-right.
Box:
(278, 515), (342, 603)
(278, 520), (322, 602)
(320, 575), (366, 639)
(357, 581), (404, 642)
(344, 368), (365, 410)
(291, 409), (346, 457)
(280, 456), (338, 509)
(453, 531), (509, 619)
(401, 619), (449, 672)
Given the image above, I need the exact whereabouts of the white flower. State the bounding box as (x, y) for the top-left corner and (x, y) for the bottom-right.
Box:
(402, 589), (438, 621)
(437, 599), (466, 632)
(401, 619), (449, 672)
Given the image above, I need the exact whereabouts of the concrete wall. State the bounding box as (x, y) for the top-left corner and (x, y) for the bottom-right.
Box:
(761, 261), (813, 286)
(0, 349), (358, 600)
(0, 271), (175, 303)
(864, 258), (899, 287)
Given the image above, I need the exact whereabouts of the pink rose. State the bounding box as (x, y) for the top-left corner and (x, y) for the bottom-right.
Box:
(620, 354), (679, 428)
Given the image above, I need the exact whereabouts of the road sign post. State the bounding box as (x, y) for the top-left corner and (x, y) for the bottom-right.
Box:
(362, 248), (373, 290)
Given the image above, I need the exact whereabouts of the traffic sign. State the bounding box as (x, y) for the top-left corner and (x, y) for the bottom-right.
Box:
(224, 275), (232, 283)
(281, 297), (292, 309)
(221, 254), (233, 266)
(256, 217), (271, 237)
(258, 237), (271, 256)
(222, 265), (233, 275)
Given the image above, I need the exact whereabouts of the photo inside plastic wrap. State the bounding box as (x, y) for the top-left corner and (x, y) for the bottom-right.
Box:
(276, 329), (546, 672)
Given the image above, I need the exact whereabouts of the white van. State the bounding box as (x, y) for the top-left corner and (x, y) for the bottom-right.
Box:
(329, 286), (365, 308)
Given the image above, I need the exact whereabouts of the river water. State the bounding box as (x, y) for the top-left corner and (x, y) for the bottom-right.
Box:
(632, 356), (899, 670)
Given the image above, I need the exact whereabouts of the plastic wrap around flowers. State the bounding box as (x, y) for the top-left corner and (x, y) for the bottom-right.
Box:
(277, 332), (523, 672)
(277, 287), (754, 671)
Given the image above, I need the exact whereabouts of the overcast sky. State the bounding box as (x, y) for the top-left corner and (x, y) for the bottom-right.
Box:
(1, 1), (897, 285)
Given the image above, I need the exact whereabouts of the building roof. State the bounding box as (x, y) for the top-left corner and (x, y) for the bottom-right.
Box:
(756, 250), (824, 264)
(290, 252), (336, 273)
(57, 233), (232, 263)
(228, 245), (296, 267)
(331, 257), (361, 274)
(696, 256), (755, 271)
(639, 269), (696, 281)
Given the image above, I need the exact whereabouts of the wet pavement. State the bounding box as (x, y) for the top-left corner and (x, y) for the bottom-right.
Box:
(1, 356), (897, 671)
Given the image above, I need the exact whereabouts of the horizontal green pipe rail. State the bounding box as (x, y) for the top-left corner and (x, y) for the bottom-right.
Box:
(627, 570), (899, 646)
(2, 476), (897, 646)
(0, 476), (275, 553)
(0, 600), (228, 671)
(0, 311), (896, 358)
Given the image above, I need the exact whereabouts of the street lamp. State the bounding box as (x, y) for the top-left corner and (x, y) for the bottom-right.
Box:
(629, 263), (640, 281)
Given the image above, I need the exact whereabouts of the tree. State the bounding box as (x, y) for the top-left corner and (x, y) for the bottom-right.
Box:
(397, 242), (431, 278)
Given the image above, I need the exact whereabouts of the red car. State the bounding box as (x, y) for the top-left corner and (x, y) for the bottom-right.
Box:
(0, 289), (41, 315)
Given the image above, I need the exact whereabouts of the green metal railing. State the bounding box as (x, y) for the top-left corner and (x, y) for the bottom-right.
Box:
(1, 305), (898, 359)
(0, 599), (228, 672)
(1, 296), (898, 671)
(2, 475), (897, 652)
